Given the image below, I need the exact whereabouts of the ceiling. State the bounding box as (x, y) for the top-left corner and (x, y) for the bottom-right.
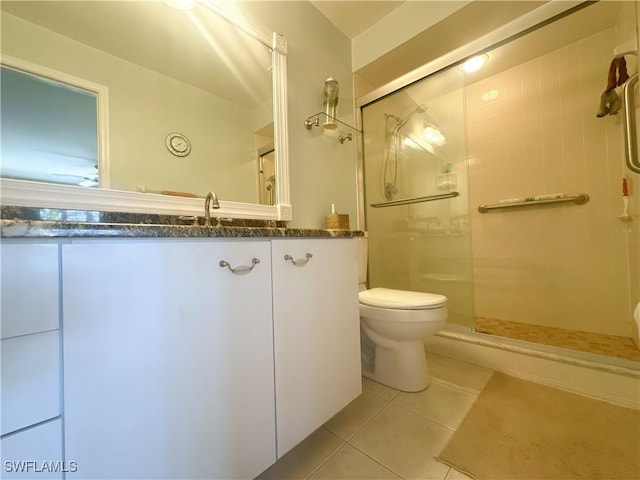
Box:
(309, 1), (405, 39)
(309, 1), (622, 96)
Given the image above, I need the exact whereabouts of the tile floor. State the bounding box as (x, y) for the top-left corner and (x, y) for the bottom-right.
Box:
(256, 354), (494, 480)
(475, 316), (640, 362)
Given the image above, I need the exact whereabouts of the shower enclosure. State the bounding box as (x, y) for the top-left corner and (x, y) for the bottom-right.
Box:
(360, 1), (640, 363)
(362, 66), (474, 328)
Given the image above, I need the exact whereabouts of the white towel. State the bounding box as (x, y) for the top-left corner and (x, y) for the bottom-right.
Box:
(534, 193), (564, 200)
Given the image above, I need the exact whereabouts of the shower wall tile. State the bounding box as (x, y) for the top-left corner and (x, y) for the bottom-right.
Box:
(467, 25), (633, 338)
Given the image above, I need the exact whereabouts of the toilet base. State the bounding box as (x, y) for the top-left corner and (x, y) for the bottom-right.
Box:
(362, 338), (430, 392)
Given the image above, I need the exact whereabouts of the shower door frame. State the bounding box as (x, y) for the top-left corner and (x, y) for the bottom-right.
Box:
(355, 0), (640, 361)
(354, 1), (591, 229)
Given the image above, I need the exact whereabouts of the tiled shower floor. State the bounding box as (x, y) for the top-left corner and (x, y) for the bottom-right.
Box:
(475, 317), (640, 362)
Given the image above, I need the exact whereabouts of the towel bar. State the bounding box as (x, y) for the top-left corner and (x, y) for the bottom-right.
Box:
(478, 193), (589, 213)
(371, 191), (459, 208)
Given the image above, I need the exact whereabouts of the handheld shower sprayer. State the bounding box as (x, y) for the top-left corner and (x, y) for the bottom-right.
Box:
(381, 103), (428, 200)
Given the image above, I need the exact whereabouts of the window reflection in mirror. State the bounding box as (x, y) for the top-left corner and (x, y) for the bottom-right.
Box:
(0, 1), (275, 204)
(1, 65), (99, 187)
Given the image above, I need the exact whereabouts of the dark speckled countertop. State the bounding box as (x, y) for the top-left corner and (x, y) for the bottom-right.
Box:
(1, 206), (363, 239)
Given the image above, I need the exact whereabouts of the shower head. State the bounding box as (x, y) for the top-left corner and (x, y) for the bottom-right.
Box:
(401, 103), (427, 124)
(385, 104), (428, 130)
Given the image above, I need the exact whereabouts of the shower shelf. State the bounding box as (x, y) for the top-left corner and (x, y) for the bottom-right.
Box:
(370, 191), (459, 208)
(304, 112), (361, 144)
(478, 193), (589, 213)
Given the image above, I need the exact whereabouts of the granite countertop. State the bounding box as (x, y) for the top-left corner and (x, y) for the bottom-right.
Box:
(1, 207), (362, 239)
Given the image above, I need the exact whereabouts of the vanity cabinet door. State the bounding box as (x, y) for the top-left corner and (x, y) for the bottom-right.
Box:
(1, 241), (63, 476)
(1, 242), (59, 339)
(1, 419), (63, 480)
(62, 239), (276, 480)
(271, 238), (361, 457)
(1, 330), (60, 435)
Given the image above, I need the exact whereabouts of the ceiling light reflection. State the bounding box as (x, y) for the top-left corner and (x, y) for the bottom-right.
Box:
(481, 90), (500, 102)
(461, 54), (488, 73)
(423, 125), (446, 145)
(403, 136), (420, 149)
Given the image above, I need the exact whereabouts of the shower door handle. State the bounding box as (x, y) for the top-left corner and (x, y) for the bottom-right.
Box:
(622, 73), (640, 174)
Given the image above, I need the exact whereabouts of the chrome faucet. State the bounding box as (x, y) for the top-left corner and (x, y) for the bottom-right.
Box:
(204, 191), (220, 226)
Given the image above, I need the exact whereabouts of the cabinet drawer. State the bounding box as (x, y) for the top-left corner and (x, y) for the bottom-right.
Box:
(1, 331), (60, 435)
(1, 419), (63, 479)
(1, 243), (59, 339)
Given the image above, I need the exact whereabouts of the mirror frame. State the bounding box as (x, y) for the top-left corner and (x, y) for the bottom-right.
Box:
(0, 0), (292, 221)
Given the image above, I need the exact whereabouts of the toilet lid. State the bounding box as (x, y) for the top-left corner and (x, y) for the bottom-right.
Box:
(359, 287), (447, 310)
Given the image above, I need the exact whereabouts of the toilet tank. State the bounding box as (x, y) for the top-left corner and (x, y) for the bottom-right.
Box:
(357, 234), (368, 287)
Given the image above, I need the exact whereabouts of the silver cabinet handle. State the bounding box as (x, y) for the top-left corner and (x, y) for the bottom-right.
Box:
(219, 258), (260, 275)
(284, 253), (313, 266)
(623, 73), (640, 174)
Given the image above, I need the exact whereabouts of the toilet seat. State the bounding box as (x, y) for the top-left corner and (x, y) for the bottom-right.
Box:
(359, 287), (446, 310)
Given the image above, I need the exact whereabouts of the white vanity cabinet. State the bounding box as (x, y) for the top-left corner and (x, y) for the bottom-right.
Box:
(1, 242), (63, 479)
(62, 239), (276, 480)
(271, 238), (361, 457)
(1, 234), (361, 478)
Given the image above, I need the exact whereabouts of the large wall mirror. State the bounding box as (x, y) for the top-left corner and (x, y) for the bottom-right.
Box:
(0, 0), (291, 220)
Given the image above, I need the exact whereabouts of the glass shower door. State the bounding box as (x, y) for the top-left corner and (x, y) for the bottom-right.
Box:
(361, 65), (474, 327)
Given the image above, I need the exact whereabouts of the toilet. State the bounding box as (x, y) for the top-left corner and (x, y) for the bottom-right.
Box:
(358, 236), (447, 392)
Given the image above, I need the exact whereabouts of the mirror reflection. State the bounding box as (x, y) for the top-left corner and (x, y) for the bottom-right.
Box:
(1, 65), (100, 187)
(1, 1), (276, 205)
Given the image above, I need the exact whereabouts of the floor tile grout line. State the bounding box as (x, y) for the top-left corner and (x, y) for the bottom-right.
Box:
(303, 440), (347, 480)
(308, 367), (491, 480)
(324, 394), (393, 443)
(338, 399), (458, 474)
(429, 377), (486, 396)
(383, 398), (459, 434)
(361, 378), (484, 434)
(343, 438), (408, 480)
(327, 393), (471, 480)
(361, 384), (401, 403)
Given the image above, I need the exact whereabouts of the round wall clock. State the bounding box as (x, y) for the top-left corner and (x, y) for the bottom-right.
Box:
(165, 132), (191, 157)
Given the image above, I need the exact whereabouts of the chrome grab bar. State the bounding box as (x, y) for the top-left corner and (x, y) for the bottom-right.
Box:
(219, 258), (260, 275)
(622, 73), (640, 174)
(478, 193), (589, 213)
(284, 253), (313, 267)
(371, 191), (459, 208)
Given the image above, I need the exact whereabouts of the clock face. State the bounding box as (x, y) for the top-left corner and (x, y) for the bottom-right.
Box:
(166, 133), (191, 157)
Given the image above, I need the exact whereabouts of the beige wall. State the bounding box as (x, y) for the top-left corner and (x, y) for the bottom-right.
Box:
(241, 2), (357, 229)
(467, 24), (637, 337)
